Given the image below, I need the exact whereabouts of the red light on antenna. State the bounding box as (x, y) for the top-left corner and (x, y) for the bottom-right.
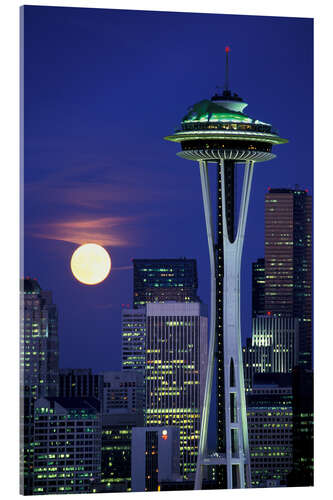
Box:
(225, 46), (230, 53)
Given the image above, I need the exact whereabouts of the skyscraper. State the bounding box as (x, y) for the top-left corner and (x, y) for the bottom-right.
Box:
(133, 258), (199, 308)
(252, 258), (266, 317)
(20, 278), (59, 495)
(264, 188), (313, 368)
(21, 278), (59, 400)
(145, 302), (208, 479)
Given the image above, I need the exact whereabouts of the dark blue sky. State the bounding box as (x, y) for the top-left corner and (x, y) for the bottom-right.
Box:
(23, 6), (313, 375)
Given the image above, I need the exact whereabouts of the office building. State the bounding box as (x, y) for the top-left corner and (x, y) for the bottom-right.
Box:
(32, 397), (101, 495)
(121, 307), (146, 372)
(133, 258), (200, 308)
(59, 369), (103, 402)
(131, 426), (181, 492)
(21, 278), (59, 400)
(99, 412), (143, 493)
(102, 370), (144, 417)
(20, 278), (59, 495)
(288, 367), (314, 487)
(145, 302), (208, 479)
(243, 316), (299, 390)
(246, 374), (293, 487)
(264, 188), (312, 368)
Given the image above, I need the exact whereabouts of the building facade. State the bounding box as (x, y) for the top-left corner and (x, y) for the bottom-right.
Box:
(133, 258), (200, 308)
(246, 374), (293, 487)
(264, 188), (312, 368)
(99, 413), (143, 493)
(21, 278), (59, 400)
(145, 302), (208, 479)
(59, 369), (103, 402)
(20, 278), (59, 495)
(131, 426), (181, 492)
(288, 367), (314, 487)
(243, 315), (299, 391)
(32, 397), (101, 495)
(102, 370), (144, 417)
(121, 307), (146, 372)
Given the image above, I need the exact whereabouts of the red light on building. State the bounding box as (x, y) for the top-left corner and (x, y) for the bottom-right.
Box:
(267, 311), (271, 316)
(225, 46), (230, 53)
(161, 429), (168, 440)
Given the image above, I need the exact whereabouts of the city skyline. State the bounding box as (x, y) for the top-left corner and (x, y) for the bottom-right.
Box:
(23, 6), (313, 373)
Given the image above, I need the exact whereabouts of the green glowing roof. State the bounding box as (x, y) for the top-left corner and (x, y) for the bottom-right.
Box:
(182, 99), (268, 125)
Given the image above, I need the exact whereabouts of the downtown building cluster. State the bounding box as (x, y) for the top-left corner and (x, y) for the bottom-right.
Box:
(243, 187), (313, 487)
(21, 258), (208, 494)
(21, 190), (313, 494)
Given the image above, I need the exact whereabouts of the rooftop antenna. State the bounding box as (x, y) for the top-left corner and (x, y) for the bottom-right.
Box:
(224, 46), (230, 91)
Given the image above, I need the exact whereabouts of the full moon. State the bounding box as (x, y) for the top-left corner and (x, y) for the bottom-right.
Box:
(70, 243), (111, 285)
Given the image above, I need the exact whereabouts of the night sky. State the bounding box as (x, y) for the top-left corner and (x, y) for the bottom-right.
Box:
(23, 6), (313, 375)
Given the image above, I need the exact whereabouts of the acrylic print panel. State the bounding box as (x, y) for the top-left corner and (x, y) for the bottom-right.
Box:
(21, 4), (313, 495)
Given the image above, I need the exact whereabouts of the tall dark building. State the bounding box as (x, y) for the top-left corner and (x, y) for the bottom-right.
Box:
(59, 368), (103, 402)
(288, 367), (314, 487)
(131, 426), (181, 492)
(252, 258), (265, 317)
(264, 188), (313, 368)
(243, 315), (299, 391)
(247, 373), (293, 487)
(99, 413), (143, 493)
(20, 278), (59, 495)
(21, 278), (59, 400)
(133, 258), (199, 308)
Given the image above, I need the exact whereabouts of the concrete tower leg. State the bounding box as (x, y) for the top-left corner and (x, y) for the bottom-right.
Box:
(195, 160), (216, 490)
(220, 159), (253, 488)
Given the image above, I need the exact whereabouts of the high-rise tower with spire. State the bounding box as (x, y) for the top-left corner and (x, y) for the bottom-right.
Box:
(165, 48), (287, 490)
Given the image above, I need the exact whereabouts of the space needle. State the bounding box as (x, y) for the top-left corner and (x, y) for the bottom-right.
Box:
(165, 47), (287, 489)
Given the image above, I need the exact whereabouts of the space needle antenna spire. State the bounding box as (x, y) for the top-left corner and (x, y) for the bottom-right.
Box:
(224, 45), (230, 91)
